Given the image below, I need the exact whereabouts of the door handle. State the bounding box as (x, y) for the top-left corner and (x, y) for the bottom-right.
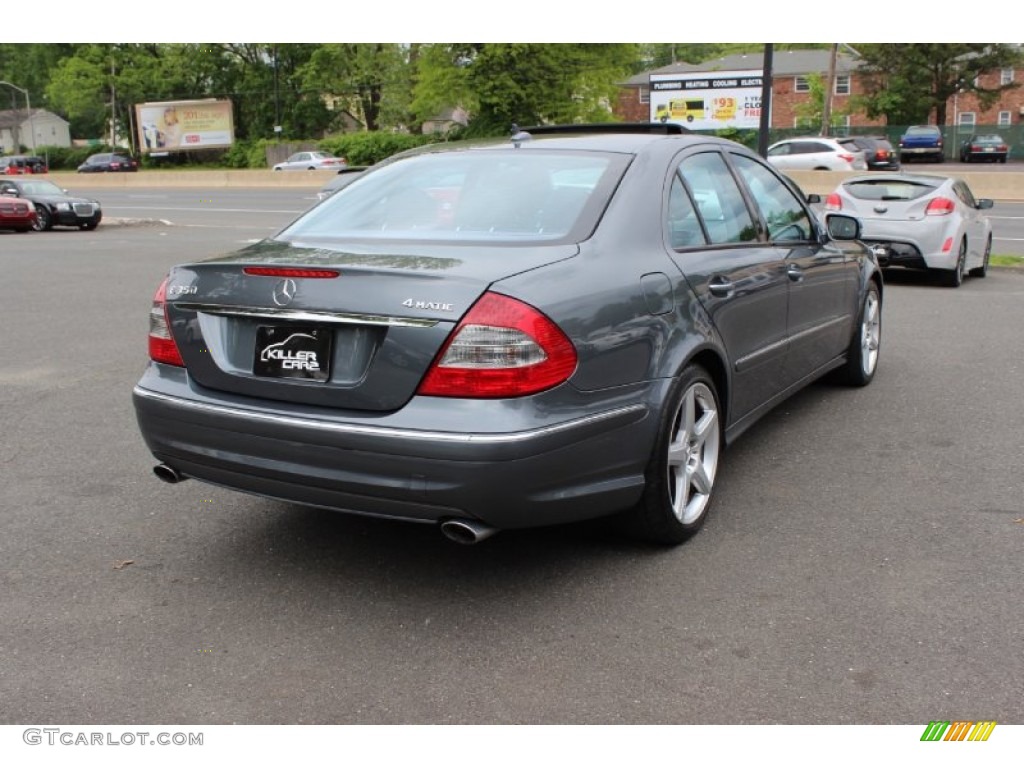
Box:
(787, 265), (804, 282)
(708, 278), (734, 297)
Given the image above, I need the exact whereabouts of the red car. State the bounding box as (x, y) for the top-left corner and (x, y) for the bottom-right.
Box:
(0, 195), (37, 232)
(1, 155), (47, 175)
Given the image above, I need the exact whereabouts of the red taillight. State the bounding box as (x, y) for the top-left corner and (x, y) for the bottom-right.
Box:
(243, 267), (340, 278)
(875, 149), (887, 159)
(417, 292), (577, 398)
(926, 197), (956, 216)
(971, 144), (982, 152)
(148, 276), (185, 367)
(825, 193), (843, 211)
(838, 153), (855, 163)
(998, 145), (1008, 152)
(941, 237), (954, 253)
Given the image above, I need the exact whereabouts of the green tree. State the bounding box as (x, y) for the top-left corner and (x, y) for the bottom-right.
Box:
(412, 44), (640, 135)
(792, 72), (849, 132)
(856, 43), (1023, 125)
(300, 43), (412, 131)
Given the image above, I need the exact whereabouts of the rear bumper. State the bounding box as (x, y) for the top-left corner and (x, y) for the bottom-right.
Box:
(858, 219), (960, 270)
(133, 365), (659, 530)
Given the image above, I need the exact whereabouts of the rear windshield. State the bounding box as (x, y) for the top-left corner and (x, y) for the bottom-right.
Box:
(843, 179), (940, 201)
(278, 150), (626, 245)
(905, 126), (940, 136)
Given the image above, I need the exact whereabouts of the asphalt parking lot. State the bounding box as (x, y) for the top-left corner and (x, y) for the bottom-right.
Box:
(1, 189), (1022, 726)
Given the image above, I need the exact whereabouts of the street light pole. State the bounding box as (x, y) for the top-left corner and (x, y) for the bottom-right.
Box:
(0, 80), (35, 151)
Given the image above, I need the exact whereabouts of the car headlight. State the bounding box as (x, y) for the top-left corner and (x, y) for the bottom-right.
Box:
(56, 202), (71, 211)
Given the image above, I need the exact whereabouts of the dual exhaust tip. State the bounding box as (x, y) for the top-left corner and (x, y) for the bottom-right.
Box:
(153, 464), (498, 544)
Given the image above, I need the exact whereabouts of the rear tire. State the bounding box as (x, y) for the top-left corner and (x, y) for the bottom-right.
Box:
(943, 239), (966, 287)
(969, 235), (991, 278)
(628, 364), (722, 545)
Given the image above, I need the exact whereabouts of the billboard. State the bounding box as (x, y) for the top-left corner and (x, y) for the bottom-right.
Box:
(650, 71), (764, 130)
(135, 99), (234, 153)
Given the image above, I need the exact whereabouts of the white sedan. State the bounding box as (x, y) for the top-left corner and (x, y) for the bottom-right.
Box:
(273, 151), (348, 171)
(767, 137), (867, 171)
(824, 173), (993, 287)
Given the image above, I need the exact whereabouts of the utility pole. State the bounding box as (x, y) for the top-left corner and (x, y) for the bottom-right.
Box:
(757, 44), (774, 158)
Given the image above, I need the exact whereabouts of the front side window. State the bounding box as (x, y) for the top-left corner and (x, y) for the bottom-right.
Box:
(731, 155), (813, 242)
(677, 153), (756, 245)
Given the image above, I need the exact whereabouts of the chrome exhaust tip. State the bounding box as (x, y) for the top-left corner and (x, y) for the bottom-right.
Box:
(440, 518), (499, 545)
(153, 463), (186, 484)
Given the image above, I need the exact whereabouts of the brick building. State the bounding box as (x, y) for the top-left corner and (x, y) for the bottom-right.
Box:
(617, 48), (1024, 135)
(617, 49), (877, 131)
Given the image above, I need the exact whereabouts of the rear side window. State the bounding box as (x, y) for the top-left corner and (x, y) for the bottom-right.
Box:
(280, 150), (625, 244)
(678, 153), (757, 244)
(843, 179), (939, 201)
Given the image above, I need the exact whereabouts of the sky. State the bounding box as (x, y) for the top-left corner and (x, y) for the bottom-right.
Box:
(14, 4), (1013, 45)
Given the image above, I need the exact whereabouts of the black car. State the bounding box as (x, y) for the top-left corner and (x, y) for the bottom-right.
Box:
(840, 136), (900, 171)
(959, 134), (1009, 163)
(0, 178), (102, 231)
(133, 123), (882, 546)
(77, 152), (139, 173)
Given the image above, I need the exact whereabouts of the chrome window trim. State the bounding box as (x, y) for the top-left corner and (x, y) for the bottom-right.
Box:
(174, 303), (440, 328)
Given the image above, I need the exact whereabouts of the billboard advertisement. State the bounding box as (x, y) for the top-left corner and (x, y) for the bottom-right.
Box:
(135, 99), (234, 153)
(650, 71), (764, 130)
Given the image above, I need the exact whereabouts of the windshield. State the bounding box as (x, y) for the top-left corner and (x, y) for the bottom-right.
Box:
(19, 181), (64, 196)
(278, 150), (624, 245)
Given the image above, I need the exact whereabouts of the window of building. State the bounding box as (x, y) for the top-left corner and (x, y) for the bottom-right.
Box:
(998, 111), (1012, 126)
(1001, 68), (1014, 85)
(834, 75), (851, 95)
(794, 76), (810, 93)
(638, 86), (650, 105)
(958, 112), (976, 127)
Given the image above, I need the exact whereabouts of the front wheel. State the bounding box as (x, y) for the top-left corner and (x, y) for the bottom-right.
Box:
(836, 281), (881, 386)
(32, 206), (53, 232)
(629, 364), (722, 544)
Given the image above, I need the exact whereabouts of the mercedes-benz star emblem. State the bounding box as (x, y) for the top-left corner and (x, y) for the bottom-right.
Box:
(272, 278), (297, 307)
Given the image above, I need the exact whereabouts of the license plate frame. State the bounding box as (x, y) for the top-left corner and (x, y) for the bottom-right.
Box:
(253, 325), (332, 381)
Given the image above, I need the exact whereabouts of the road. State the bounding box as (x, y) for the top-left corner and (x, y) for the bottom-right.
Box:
(1, 188), (1022, 728)
(61, 185), (1024, 258)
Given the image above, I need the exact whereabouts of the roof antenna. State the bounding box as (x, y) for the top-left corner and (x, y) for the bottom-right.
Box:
(510, 123), (532, 148)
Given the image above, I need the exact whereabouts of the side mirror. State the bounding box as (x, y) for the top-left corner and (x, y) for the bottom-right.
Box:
(977, 199), (994, 210)
(825, 213), (861, 241)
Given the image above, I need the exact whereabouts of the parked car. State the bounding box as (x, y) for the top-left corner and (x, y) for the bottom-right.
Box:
(0, 178), (103, 231)
(959, 134), (1009, 163)
(766, 137), (868, 171)
(825, 173), (992, 286)
(77, 152), (139, 173)
(273, 151), (348, 171)
(133, 124), (881, 546)
(0, 194), (37, 232)
(316, 167), (367, 202)
(0, 155), (48, 174)
(841, 136), (900, 171)
(899, 125), (944, 163)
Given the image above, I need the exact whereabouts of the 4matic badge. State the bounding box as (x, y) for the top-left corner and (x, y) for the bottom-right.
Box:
(402, 298), (454, 312)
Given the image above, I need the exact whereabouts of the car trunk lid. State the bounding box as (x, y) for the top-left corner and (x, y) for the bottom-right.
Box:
(163, 239), (578, 411)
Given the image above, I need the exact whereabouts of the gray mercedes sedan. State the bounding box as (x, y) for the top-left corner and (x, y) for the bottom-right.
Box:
(133, 125), (882, 545)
